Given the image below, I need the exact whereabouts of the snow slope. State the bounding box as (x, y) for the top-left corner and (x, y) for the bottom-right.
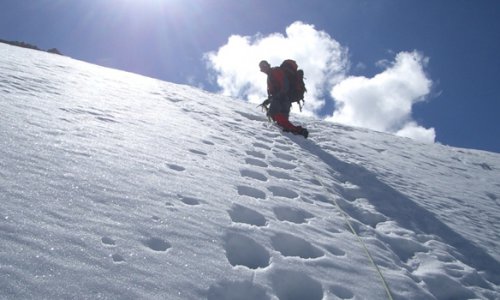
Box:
(0, 43), (499, 299)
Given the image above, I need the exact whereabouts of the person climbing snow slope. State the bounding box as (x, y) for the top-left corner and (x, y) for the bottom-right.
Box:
(259, 60), (308, 138)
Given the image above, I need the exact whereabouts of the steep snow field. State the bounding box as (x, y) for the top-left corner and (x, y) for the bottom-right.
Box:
(1, 43), (499, 299)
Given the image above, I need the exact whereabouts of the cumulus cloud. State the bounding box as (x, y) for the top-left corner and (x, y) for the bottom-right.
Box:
(205, 22), (435, 143)
(328, 51), (435, 143)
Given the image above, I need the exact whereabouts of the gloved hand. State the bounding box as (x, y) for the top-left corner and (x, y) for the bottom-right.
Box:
(258, 98), (271, 112)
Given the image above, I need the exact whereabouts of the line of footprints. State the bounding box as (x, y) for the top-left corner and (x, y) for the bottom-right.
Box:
(99, 134), (353, 300)
(212, 137), (351, 300)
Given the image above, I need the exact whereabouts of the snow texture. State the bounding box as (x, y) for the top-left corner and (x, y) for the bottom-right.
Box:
(1, 43), (499, 299)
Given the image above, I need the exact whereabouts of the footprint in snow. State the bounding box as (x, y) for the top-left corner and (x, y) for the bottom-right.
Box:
(274, 138), (289, 145)
(167, 97), (183, 103)
(245, 150), (266, 159)
(262, 132), (281, 139)
(323, 244), (346, 257)
(223, 232), (270, 269)
(273, 152), (296, 162)
(312, 193), (331, 204)
(271, 233), (324, 259)
(485, 192), (497, 202)
(267, 169), (297, 181)
(477, 162), (492, 170)
(152, 215), (165, 223)
(96, 116), (118, 124)
(207, 280), (270, 300)
(228, 204), (267, 227)
(101, 237), (124, 263)
(189, 149), (207, 156)
(267, 186), (299, 199)
(376, 229), (427, 262)
(274, 144), (292, 152)
(339, 181), (367, 201)
(273, 206), (314, 224)
(328, 284), (354, 299)
(111, 253), (125, 263)
(167, 163), (185, 172)
(252, 142), (271, 150)
(257, 137), (274, 144)
(240, 169), (268, 182)
(245, 157), (268, 168)
(101, 236), (116, 246)
(237, 185), (266, 200)
(202, 139), (215, 146)
(269, 160), (296, 170)
(178, 195), (202, 206)
(143, 237), (171, 252)
(209, 135), (229, 143)
(341, 198), (387, 228)
(270, 269), (323, 300)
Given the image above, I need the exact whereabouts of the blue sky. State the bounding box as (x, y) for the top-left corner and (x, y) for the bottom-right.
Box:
(1, 0), (499, 153)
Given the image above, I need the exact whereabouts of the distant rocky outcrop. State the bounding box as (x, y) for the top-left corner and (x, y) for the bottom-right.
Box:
(47, 48), (62, 55)
(0, 39), (63, 56)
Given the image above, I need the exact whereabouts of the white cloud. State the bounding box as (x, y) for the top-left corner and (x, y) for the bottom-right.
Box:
(205, 22), (435, 143)
(396, 122), (436, 143)
(204, 21), (349, 115)
(328, 51), (435, 143)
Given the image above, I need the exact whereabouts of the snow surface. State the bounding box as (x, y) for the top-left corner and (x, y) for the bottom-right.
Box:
(0, 43), (499, 299)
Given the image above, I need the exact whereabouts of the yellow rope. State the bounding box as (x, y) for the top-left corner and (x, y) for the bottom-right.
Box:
(275, 123), (394, 299)
(310, 167), (394, 300)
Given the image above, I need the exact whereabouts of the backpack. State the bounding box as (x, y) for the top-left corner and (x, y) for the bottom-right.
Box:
(280, 59), (307, 111)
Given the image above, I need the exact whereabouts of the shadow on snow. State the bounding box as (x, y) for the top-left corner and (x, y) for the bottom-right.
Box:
(293, 137), (500, 285)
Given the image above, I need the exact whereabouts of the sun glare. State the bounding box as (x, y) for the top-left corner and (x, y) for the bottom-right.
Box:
(107, 0), (189, 21)
(117, 0), (180, 9)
